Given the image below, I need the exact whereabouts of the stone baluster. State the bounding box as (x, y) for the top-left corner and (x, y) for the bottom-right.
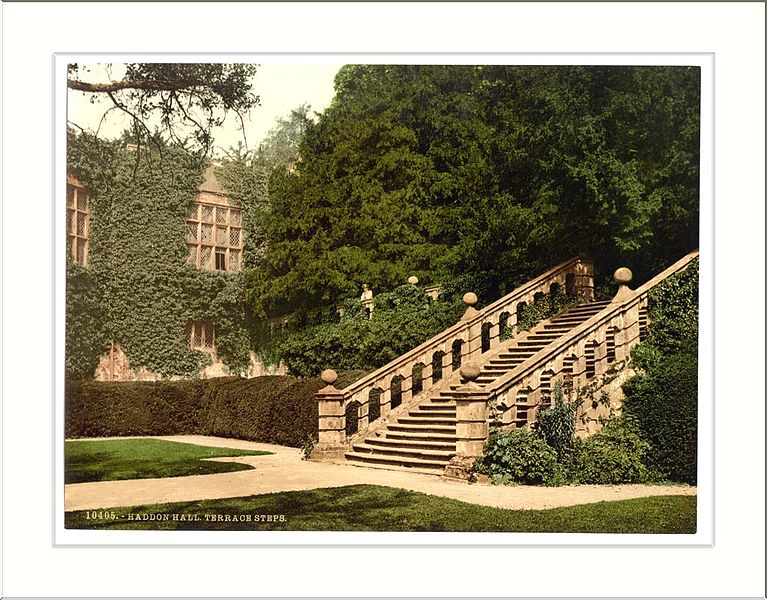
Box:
(400, 370), (413, 405)
(310, 369), (347, 461)
(357, 393), (369, 431)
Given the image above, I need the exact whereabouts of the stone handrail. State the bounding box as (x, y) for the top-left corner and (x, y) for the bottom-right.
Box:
(311, 255), (594, 456)
(481, 250), (699, 425)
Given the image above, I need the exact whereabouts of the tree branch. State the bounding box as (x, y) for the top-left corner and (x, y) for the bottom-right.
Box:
(67, 78), (206, 93)
(106, 90), (157, 145)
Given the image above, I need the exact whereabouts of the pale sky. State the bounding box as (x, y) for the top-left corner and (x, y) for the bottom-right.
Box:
(67, 63), (343, 155)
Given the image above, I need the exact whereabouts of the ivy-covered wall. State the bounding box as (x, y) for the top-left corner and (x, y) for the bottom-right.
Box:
(66, 133), (253, 380)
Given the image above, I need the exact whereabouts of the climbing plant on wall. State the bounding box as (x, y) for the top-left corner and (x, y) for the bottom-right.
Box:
(66, 131), (252, 379)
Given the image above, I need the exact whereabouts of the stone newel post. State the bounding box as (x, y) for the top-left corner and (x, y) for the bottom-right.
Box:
(611, 267), (641, 360)
(444, 362), (490, 480)
(461, 292), (483, 361)
(309, 369), (347, 461)
(611, 267), (634, 303)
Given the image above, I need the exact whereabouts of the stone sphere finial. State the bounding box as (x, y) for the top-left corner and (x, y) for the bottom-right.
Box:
(462, 292), (478, 306)
(408, 275), (419, 285)
(320, 369), (338, 385)
(460, 361), (481, 382)
(613, 267), (633, 285)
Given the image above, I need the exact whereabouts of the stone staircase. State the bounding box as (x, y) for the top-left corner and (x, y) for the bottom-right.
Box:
(344, 300), (611, 474)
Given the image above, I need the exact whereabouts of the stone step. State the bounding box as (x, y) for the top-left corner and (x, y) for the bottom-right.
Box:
(547, 318), (590, 325)
(564, 306), (607, 315)
(387, 423), (457, 434)
(344, 451), (450, 472)
(497, 351), (536, 358)
(514, 343), (550, 349)
(366, 437), (456, 451)
(484, 363), (530, 371)
(419, 403), (456, 410)
(407, 410), (456, 419)
(384, 430), (458, 442)
(541, 325), (576, 332)
(351, 442), (455, 462)
(397, 416), (457, 426)
(343, 456), (446, 476)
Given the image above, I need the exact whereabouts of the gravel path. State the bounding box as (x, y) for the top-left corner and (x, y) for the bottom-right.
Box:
(65, 435), (696, 511)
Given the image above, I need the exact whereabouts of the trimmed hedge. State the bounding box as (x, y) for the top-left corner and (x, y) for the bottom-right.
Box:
(65, 371), (366, 448)
(622, 353), (698, 484)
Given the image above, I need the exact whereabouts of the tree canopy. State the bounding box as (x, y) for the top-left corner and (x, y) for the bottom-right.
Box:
(67, 63), (260, 154)
(245, 65), (700, 318)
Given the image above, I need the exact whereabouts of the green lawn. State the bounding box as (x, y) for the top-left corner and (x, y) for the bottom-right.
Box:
(65, 484), (696, 533)
(65, 438), (272, 483)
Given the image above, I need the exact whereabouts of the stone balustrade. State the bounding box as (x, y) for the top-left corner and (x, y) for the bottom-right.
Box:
(484, 250), (700, 427)
(311, 256), (594, 457)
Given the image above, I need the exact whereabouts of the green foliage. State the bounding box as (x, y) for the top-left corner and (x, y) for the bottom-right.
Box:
(622, 353), (698, 484)
(537, 381), (577, 460)
(566, 417), (655, 484)
(65, 372), (366, 447)
(266, 284), (465, 376)
(474, 429), (564, 486)
(300, 435), (318, 460)
(643, 258), (699, 357)
(217, 105), (314, 279)
(247, 65), (700, 316)
(623, 259), (699, 484)
(65, 438), (270, 483)
(66, 378), (205, 438)
(66, 132), (253, 379)
(65, 263), (109, 379)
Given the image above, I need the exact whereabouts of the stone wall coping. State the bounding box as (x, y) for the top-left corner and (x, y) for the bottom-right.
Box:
(338, 255), (587, 398)
(483, 250), (699, 398)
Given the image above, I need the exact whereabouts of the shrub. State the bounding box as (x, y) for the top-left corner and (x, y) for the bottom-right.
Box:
(622, 353), (698, 484)
(566, 417), (654, 484)
(474, 429), (564, 486)
(270, 284), (464, 376)
(536, 381), (577, 460)
(65, 371), (366, 447)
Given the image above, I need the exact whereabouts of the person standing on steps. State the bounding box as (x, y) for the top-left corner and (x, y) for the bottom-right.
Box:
(360, 283), (374, 319)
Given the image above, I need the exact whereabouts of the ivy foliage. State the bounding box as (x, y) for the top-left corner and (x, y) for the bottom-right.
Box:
(639, 258), (699, 360)
(65, 263), (109, 380)
(66, 131), (252, 379)
(263, 283), (466, 377)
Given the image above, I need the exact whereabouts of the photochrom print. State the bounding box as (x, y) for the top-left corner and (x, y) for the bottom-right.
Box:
(61, 58), (704, 540)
